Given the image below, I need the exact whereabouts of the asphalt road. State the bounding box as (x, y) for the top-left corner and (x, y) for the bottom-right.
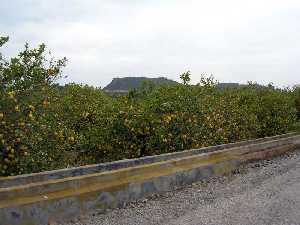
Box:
(63, 150), (300, 225)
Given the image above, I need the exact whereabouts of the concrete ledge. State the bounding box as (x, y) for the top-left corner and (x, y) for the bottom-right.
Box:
(0, 133), (300, 225)
(0, 132), (296, 188)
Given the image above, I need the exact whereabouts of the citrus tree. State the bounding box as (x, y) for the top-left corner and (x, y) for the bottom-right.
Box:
(0, 37), (75, 175)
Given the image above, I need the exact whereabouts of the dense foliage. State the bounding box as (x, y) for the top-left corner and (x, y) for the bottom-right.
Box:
(295, 87), (300, 119)
(1, 38), (299, 176)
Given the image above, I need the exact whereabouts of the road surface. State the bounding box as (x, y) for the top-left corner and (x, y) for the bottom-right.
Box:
(63, 150), (300, 225)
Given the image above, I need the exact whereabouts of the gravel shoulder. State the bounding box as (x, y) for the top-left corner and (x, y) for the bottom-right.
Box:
(62, 150), (300, 225)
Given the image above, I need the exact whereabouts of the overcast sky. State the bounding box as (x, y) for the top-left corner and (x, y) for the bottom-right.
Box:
(1, 0), (300, 87)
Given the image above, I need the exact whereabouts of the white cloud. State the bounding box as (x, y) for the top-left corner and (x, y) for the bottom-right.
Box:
(1, 0), (300, 87)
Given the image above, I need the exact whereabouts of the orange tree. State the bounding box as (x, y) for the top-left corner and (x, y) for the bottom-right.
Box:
(0, 37), (75, 176)
(47, 83), (114, 165)
(0, 37), (298, 176)
(101, 74), (297, 161)
(295, 86), (300, 119)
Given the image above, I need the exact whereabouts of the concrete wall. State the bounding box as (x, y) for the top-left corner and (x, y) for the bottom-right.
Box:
(0, 133), (299, 225)
(0, 132), (295, 188)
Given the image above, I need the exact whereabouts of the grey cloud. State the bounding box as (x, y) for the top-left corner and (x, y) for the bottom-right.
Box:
(1, 0), (300, 87)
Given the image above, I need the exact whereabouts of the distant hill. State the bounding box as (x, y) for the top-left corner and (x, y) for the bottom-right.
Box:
(103, 77), (178, 92)
(103, 77), (246, 95)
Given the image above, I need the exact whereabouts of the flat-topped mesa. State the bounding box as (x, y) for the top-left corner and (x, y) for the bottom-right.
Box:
(103, 77), (178, 92)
